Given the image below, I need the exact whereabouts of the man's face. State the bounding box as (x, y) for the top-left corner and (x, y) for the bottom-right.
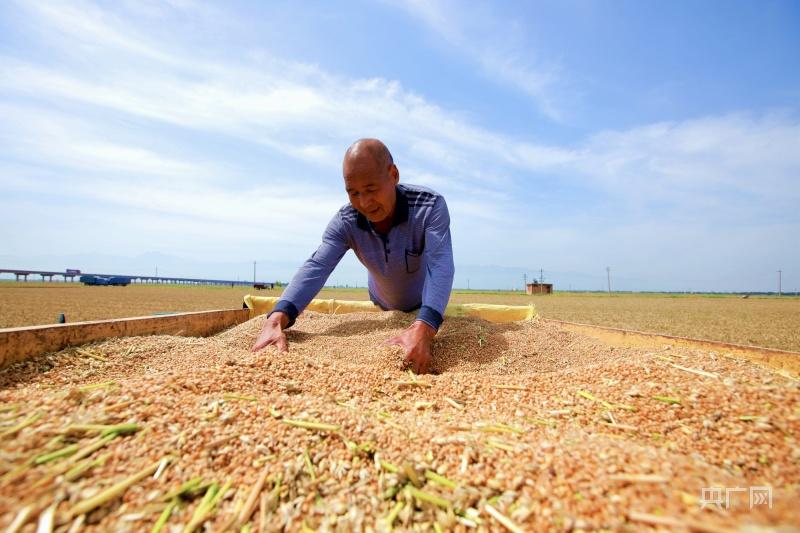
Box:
(343, 155), (399, 224)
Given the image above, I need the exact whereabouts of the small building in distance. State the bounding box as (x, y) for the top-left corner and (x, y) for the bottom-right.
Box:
(526, 282), (553, 295)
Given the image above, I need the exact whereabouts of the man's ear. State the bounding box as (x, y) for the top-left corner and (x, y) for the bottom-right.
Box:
(389, 164), (400, 184)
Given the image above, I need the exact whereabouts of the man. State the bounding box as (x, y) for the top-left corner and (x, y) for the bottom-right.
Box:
(251, 139), (454, 374)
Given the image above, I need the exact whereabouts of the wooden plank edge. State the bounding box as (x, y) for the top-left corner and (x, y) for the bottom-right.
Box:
(0, 308), (250, 369)
(544, 318), (800, 374)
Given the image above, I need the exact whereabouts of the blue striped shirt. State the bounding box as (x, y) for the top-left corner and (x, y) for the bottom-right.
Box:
(272, 183), (454, 330)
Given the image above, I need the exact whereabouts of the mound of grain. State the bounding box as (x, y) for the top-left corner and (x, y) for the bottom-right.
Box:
(1, 312), (798, 531)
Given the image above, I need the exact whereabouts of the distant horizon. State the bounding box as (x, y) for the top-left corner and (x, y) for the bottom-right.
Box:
(0, 253), (795, 294)
(2, 277), (797, 297)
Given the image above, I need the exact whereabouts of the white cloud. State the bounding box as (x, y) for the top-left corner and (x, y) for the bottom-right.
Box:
(0, 104), (218, 182)
(388, 0), (565, 121)
(18, 0), (177, 64)
(577, 113), (800, 212)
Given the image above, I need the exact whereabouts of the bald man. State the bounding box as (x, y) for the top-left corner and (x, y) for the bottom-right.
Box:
(251, 139), (455, 374)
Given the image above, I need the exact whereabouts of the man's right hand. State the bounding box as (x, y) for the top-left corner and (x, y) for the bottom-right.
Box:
(251, 312), (289, 353)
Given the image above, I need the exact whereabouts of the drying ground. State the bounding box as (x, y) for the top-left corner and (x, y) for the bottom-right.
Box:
(1, 313), (798, 531)
(1, 283), (799, 351)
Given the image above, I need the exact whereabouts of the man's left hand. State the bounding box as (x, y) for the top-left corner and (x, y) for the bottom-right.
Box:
(384, 320), (436, 374)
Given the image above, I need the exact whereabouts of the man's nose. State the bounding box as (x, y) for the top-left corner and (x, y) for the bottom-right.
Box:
(361, 193), (376, 208)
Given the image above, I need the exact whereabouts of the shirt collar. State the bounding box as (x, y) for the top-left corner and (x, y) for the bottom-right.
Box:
(356, 186), (408, 232)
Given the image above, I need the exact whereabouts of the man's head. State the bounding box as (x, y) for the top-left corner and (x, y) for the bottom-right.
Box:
(343, 138), (399, 225)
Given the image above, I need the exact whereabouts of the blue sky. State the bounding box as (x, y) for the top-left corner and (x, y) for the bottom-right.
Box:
(1, 0), (799, 291)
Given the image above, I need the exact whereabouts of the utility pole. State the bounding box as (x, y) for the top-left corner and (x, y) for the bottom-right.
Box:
(778, 270), (782, 296)
(155, 266), (158, 278)
(253, 261), (256, 285)
(540, 268), (544, 283)
(523, 273), (527, 290)
(606, 266), (611, 294)
(467, 279), (470, 290)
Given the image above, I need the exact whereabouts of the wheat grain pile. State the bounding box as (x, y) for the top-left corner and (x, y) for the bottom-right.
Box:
(1, 312), (798, 532)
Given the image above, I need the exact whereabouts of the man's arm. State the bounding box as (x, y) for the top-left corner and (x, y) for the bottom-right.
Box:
(385, 196), (454, 373)
(417, 195), (455, 330)
(252, 214), (349, 352)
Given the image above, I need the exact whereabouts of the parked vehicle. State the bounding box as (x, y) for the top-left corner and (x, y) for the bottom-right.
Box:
(79, 275), (131, 286)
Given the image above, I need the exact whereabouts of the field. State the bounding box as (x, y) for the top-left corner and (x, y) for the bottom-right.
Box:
(1, 282), (799, 351)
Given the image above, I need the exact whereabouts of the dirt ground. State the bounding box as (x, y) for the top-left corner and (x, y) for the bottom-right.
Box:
(1, 283), (799, 352)
(1, 312), (797, 531)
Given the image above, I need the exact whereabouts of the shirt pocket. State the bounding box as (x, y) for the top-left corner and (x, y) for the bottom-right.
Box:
(405, 249), (422, 274)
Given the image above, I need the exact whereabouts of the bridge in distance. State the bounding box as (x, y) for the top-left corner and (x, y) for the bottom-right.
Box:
(0, 268), (272, 287)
